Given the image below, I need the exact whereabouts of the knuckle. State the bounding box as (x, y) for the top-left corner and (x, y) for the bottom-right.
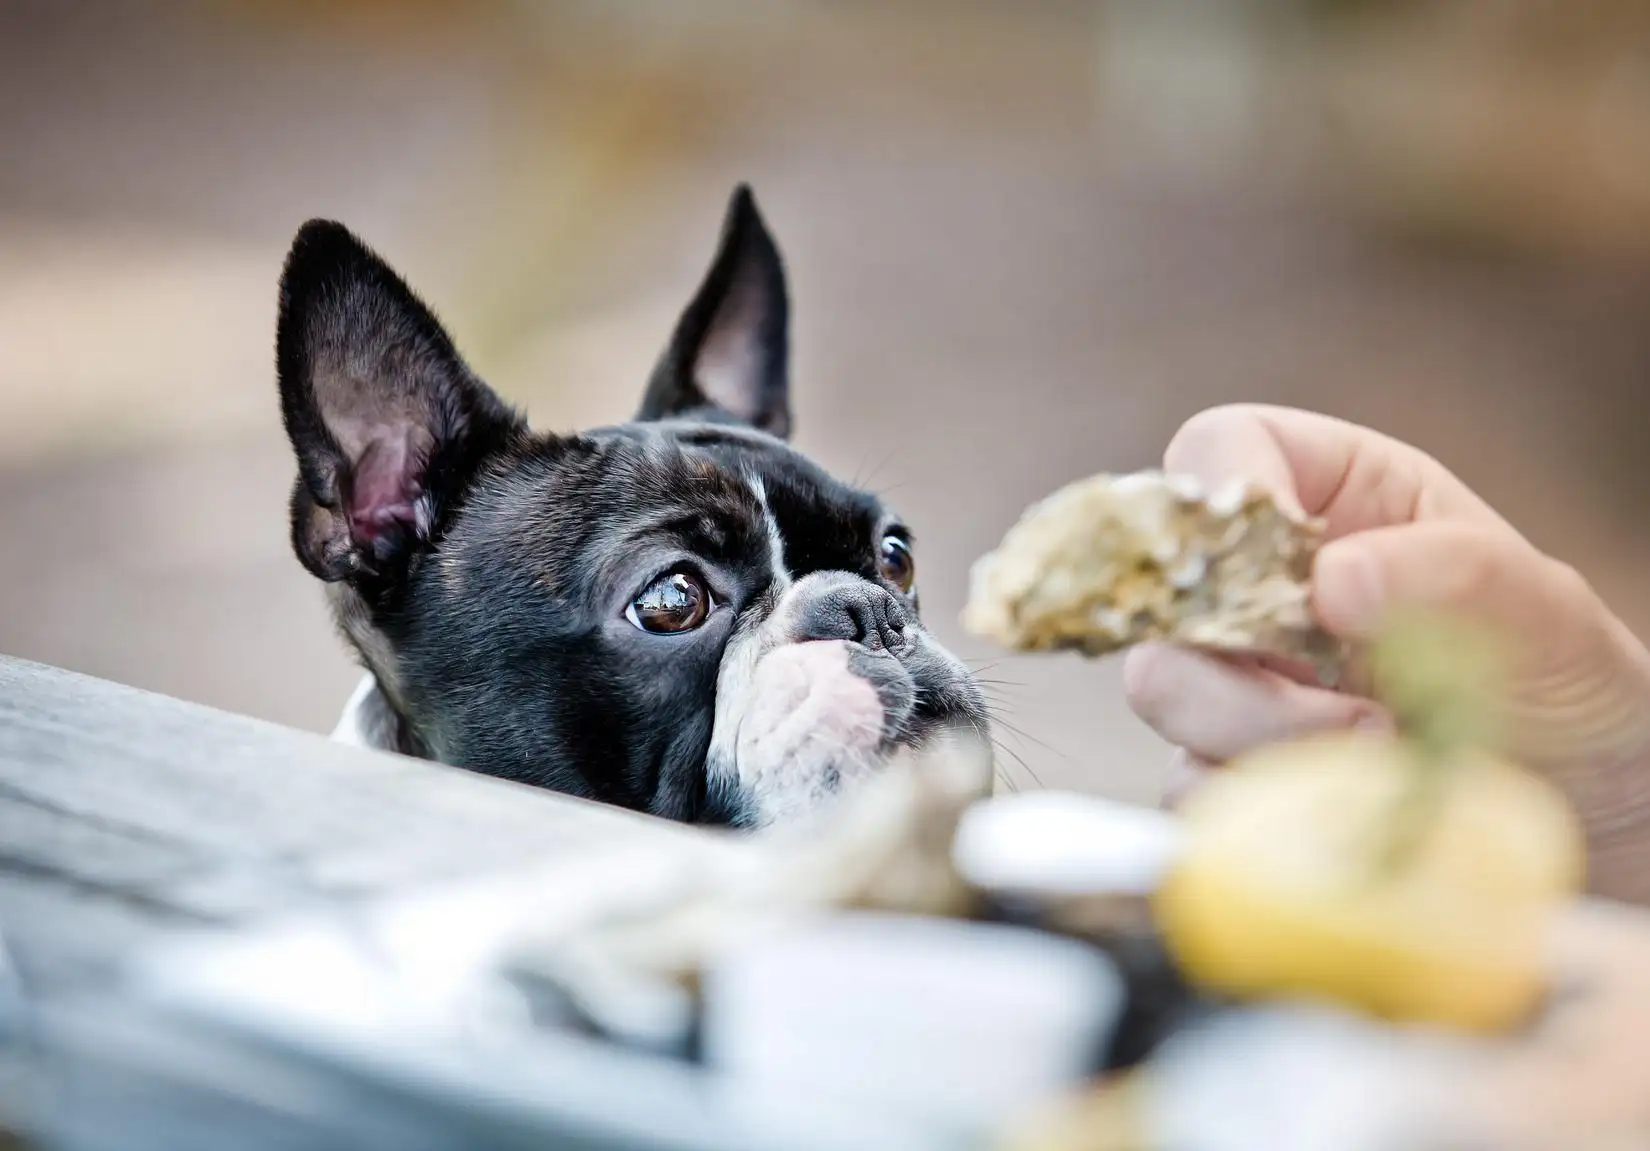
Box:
(1541, 556), (1596, 608)
(1408, 526), (1594, 632)
(1428, 525), (1517, 607)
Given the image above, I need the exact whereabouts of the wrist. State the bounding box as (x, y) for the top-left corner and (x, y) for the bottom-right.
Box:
(1483, 590), (1650, 906)
(1536, 617), (1650, 907)
(1561, 749), (1650, 907)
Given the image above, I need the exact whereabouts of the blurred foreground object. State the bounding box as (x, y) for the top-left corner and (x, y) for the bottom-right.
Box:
(1158, 610), (1585, 1031)
(503, 729), (997, 1053)
(1157, 733), (1583, 1031)
(12, 654), (1646, 1150)
(702, 913), (1123, 1133)
(1010, 901), (1650, 1151)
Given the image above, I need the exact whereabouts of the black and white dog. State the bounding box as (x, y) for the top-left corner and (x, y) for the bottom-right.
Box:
(276, 185), (989, 828)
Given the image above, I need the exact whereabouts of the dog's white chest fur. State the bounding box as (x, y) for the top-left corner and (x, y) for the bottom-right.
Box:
(331, 674), (399, 752)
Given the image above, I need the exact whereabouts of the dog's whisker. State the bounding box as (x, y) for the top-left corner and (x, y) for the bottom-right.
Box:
(986, 732), (1052, 789)
(990, 738), (1042, 784)
(848, 444), (878, 490)
(986, 713), (1073, 769)
(981, 707), (1053, 780)
(990, 736), (1044, 791)
(976, 699), (1069, 751)
(972, 678), (1027, 692)
(963, 658), (1011, 671)
(858, 444), (900, 493)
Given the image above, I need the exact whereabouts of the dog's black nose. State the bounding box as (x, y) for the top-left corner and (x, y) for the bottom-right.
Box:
(795, 576), (910, 652)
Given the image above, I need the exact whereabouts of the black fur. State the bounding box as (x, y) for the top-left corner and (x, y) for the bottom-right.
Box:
(277, 186), (985, 824)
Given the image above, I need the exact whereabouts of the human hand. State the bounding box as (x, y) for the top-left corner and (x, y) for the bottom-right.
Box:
(1123, 404), (1650, 903)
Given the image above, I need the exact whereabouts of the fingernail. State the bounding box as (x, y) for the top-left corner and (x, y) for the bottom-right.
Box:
(1315, 544), (1384, 636)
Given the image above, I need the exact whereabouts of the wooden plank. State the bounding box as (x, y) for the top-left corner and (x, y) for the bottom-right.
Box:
(0, 656), (700, 996)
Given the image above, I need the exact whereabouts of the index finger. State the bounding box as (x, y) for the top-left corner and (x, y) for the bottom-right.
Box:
(1162, 404), (1517, 541)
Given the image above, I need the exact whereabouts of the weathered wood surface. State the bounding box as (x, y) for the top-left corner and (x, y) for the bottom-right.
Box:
(0, 655), (699, 997)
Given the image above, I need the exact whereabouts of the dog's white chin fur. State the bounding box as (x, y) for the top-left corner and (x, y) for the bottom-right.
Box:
(724, 640), (891, 827)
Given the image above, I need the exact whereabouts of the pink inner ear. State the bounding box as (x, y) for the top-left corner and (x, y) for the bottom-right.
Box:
(695, 264), (766, 422)
(347, 431), (423, 545)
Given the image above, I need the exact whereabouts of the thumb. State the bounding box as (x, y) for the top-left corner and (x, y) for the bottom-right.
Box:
(1311, 521), (1559, 642)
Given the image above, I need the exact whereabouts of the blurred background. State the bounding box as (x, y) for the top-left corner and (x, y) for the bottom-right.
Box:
(2, 0), (1648, 803)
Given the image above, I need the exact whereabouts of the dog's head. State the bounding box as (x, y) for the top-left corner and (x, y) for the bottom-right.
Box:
(276, 185), (989, 827)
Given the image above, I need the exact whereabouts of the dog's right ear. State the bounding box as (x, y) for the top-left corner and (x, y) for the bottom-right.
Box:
(637, 185), (792, 438)
(276, 220), (523, 585)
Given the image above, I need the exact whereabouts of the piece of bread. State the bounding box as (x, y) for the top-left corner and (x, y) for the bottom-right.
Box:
(963, 471), (1341, 681)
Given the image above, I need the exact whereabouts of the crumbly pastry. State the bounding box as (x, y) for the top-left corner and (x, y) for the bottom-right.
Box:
(501, 731), (995, 1049)
(963, 471), (1342, 682)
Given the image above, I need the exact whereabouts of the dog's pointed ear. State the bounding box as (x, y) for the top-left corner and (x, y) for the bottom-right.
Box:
(637, 184), (792, 439)
(276, 220), (523, 584)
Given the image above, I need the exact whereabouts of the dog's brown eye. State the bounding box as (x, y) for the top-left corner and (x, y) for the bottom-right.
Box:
(626, 571), (712, 634)
(877, 534), (916, 593)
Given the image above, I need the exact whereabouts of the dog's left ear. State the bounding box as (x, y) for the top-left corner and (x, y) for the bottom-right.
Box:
(637, 184), (791, 439)
(276, 220), (523, 585)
